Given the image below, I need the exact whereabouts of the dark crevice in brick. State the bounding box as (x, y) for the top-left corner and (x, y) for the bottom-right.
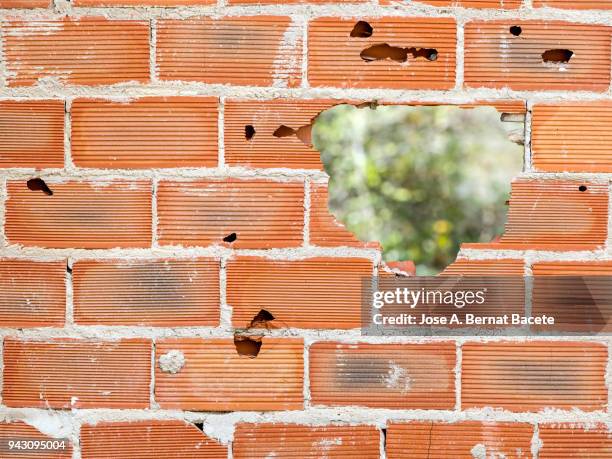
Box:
(350, 21), (373, 38)
(542, 49), (574, 64)
(245, 124), (256, 140)
(273, 123), (312, 146)
(27, 178), (53, 196)
(360, 44), (438, 63)
(249, 309), (275, 328)
(66, 262), (72, 274)
(234, 335), (262, 358)
(223, 232), (237, 243)
(510, 25), (522, 36)
(579, 185), (588, 192)
(193, 422), (205, 432)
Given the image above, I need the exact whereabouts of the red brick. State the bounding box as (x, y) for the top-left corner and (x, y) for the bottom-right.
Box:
(231, 0), (362, 3)
(157, 179), (304, 248)
(80, 421), (227, 458)
(75, 0), (212, 5)
(227, 256), (373, 329)
(5, 180), (152, 249)
(532, 103), (612, 172)
(442, 258), (525, 275)
(308, 17), (456, 89)
(539, 423), (611, 458)
(0, 259), (65, 327)
(3, 19), (149, 87)
(0, 0), (50, 6)
(3, 338), (151, 409)
(0, 421), (72, 458)
(462, 179), (609, 251)
(71, 97), (218, 169)
(534, 0), (612, 8)
(310, 342), (456, 409)
(386, 421), (534, 458)
(0, 100), (64, 168)
(464, 21), (611, 91)
(155, 338), (303, 411)
(157, 17), (302, 87)
(309, 183), (379, 248)
(462, 341), (608, 411)
(73, 258), (220, 326)
(233, 424), (380, 458)
(411, 0), (521, 6)
(224, 99), (335, 169)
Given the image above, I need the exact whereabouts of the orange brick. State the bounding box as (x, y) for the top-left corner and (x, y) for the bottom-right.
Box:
(5, 180), (152, 249)
(230, 0), (362, 3)
(71, 97), (218, 169)
(3, 19), (149, 87)
(233, 424), (380, 458)
(224, 99), (335, 169)
(0, 259), (65, 327)
(0, 0), (50, 6)
(412, 0), (521, 6)
(80, 421), (227, 458)
(442, 258), (525, 275)
(75, 0), (213, 5)
(0, 421), (72, 458)
(310, 183), (378, 248)
(534, 0), (612, 8)
(73, 258), (220, 326)
(462, 341), (608, 411)
(532, 103), (612, 172)
(227, 256), (373, 329)
(157, 16), (302, 87)
(308, 17), (456, 89)
(3, 338), (151, 409)
(462, 180), (609, 251)
(157, 179), (304, 248)
(386, 421), (534, 459)
(155, 338), (303, 411)
(464, 21), (611, 91)
(539, 423), (611, 458)
(310, 342), (455, 409)
(0, 100), (64, 168)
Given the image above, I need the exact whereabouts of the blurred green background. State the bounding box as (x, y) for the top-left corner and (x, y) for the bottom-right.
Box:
(312, 105), (523, 275)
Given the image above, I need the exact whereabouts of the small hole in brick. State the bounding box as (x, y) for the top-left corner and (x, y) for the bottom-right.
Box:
(509, 25), (522, 36)
(579, 185), (587, 192)
(360, 44), (438, 63)
(273, 125), (296, 138)
(350, 21), (373, 38)
(542, 49), (574, 64)
(193, 423), (205, 432)
(234, 335), (262, 358)
(245, 125), (256, 141)
(223, 232), (237, 243)
(249, 309), (275, 328)
(27, 178), (53, 196)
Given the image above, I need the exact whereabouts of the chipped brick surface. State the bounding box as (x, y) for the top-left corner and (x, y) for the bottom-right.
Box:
(157, 17), (302, 87)
(71, 97), (218, 169)
(3, 338), (151, 409)
(227, 256), (373, 329)
(155, 338), (304, 411)
(310, 342), (455, 409)
(308, 17), (456, 89)
(5, 180), (152, 248)
(73, 258), (220, 326)
(462, 341), (608, 411)
(80, 421), (227, 458)
(233, 424), (381, 458)
(3, 19), (150, 86)
(538, 423), (612, 457)
(0, 100), (64, 168)
(386, 421), (534, 458)
(464, 21), (611, 91)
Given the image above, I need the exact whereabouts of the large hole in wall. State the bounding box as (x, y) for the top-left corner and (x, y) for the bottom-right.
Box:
(312, 105), (524, 275)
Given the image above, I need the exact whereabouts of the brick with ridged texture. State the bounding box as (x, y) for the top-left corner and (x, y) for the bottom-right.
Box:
(462, 180), (609, 250)
(227, 256), (373, 329)
(461, 341), (608, 411)
(5, 180), (152, 249)
(74, 0), (213, 5)
(233, 424), (381, 458)
(0, 422), (72, 458)
(532, 103), (612, 172)
(464, 21), (611, 91)
(157, 16), (302, 87)
(73, 258), (220, 326)
(310, 342), (456, 409)
(3, 338), (152, 409)
(534, 0), (612, 8)
(3, 19), (150, 87)
(386, 421), (534, 458)
(80, 421), (227, 458)
(71, 97), (218, 169)
(155, 338), (304, 411)
(0, 100), (64, 168)
(410, 0), (521, 7)
(0, 259), (66, 327)
(157, 179), (304, 248)
(308, 17), (456, 89)
(538, 423), (611, 458)
(0, 0), (51, 6)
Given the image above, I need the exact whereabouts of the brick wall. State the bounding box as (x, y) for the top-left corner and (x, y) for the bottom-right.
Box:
(0, 0), (610, 457)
